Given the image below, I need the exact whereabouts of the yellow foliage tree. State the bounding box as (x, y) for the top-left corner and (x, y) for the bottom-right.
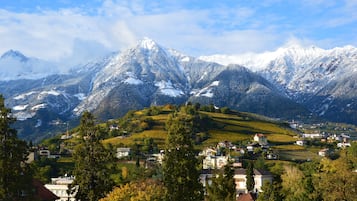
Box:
(99, 179), (166, 201)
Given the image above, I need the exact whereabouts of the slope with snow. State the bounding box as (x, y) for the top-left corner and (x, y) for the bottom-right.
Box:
(1, 38), (357, 141)
(0, 50), (60, 81)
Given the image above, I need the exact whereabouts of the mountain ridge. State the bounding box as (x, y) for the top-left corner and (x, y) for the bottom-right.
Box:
(1, 38), (356, 141)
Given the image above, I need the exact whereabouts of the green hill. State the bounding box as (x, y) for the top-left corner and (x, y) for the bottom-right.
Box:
(98, 105), (298, 149)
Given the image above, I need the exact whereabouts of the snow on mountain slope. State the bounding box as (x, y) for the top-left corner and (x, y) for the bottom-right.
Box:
(199, 44), (357, 97)
(2, 38), (357, 141)
(73, 38), (189, 115)
(0, 50), (60, 81)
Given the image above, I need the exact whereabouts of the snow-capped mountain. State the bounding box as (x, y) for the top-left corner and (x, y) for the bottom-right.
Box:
(0, 50), (59, 80)
(1, 38), (356, 141)
(200, 44), (357, 123)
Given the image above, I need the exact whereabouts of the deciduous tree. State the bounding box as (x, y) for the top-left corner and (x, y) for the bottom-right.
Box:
(99, 179), (165, 201)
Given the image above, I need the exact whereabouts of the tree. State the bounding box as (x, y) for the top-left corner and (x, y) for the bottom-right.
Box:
(315, 152), (357, 201)
(162, 107), (203, 201)
(99, 179), (166, 201)
(257, 181), (282, 201)
(72, 111), (114, 201)
(245, 161), (255, 192)
(206, 162), (236, 201)
(281, 165), (306, 201)
(0, 94), (33, 200)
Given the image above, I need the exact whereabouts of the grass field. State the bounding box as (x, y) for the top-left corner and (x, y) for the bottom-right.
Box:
(278, 150), (318, 161)
(60, 107), (308, 161)
(102, 109), (298, 151)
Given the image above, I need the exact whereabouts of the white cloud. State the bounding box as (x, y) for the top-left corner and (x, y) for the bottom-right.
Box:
(0, 0), (355, 68)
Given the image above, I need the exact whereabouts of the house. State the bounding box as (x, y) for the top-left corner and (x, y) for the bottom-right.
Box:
(296, 140), (306, 146)
(337, 142), (351, 148)
(199, 147), (217, 157)
(31, 179), (59, 201)
(44, 176), (78, 201)
(246, 143), (260, 152)
(234, 169), (273, 194)
(200, 168), (273, 196)
(199, 169), (214, 191)
(302, 133), (324, 139)
(116, 147), (131, 159)
(266, 153), (278, 160)
(202, 155), (229, 169)
(253, 134), (268, 145)
(237, 192), (257, 201)
(26, 151), (38, 163)
(109, 124), (119, 131)
(318, 148), (330, 157)
(38, 149), (51, 157)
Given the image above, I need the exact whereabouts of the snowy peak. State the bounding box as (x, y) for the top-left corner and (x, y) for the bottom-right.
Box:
(137, 37), (161, 52)
(1, 49), (29, 62)
(0, 50), (60, 81)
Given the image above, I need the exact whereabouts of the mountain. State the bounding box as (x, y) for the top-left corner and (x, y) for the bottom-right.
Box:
(0, 39), (355, 141)
(200, 44), (357, 124)
(0, 50), (59, 81)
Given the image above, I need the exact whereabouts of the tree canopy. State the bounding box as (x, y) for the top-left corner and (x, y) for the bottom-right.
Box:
(162, 106), (203, 201)
(0, 94), (32, 200)
(72, 111), (114, 201)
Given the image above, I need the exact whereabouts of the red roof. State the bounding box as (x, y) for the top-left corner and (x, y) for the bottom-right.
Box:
(255, 133), (265, 137)
(33, 179), (59, 201)
(237, 193), (257, 201)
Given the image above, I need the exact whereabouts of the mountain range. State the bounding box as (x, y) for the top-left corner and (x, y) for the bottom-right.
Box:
(0, 38), (356, 141)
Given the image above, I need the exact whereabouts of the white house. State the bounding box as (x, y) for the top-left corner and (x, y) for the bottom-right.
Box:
(202, 155), (229, 169)
(200, 168), (273, 195)
(296, 140), (306, 146)
(302, 133), (324, 139)
(45, 176), (78, 201)
(116, 147), (131, 159)
(199, 147), (217, 157)
(234, 169), (273, 194)
(337, 142), (351, 148)
(318, 148), (330, 157)
(253, 134), (268, 145)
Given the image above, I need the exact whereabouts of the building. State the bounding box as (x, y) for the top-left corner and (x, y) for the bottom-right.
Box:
(318, 148), (330, 157)
(202, 155), (229, 169)
(200, 168), (273, 196)
(296, 140), (306, 146)
(302, 133), (324, 139)
(237, 192), (257, 201)
(116, 147), (131, 159)
(253, 134), (268, 145)
(45, 176), (78, 201)
(234, 169), (273, 194)
(33, 179), (59, 201)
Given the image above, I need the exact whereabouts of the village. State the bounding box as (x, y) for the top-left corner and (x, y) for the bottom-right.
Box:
(28, 126), (355, 201)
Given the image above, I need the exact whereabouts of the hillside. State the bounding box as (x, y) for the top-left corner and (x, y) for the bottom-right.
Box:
(50, 105), (298, 152)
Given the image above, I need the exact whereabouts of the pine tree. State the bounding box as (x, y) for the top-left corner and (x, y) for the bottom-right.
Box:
(0, 94), (32, 200)
(206, 162), (236, 201)
(246, 161), (255, 192)
(162, 107), (203, 201)
(72, 111), (114, 201)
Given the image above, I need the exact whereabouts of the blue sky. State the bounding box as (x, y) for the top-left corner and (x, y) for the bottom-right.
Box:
(0, 0), (356, 64)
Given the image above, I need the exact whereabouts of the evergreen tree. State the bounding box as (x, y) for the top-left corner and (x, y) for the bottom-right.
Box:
(206, 162), (236, 201)
(162, 107), (203, 201)
(0, 94), (32, 200)
(245, 161), (255, 192)
(72, 111), (114, 201)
